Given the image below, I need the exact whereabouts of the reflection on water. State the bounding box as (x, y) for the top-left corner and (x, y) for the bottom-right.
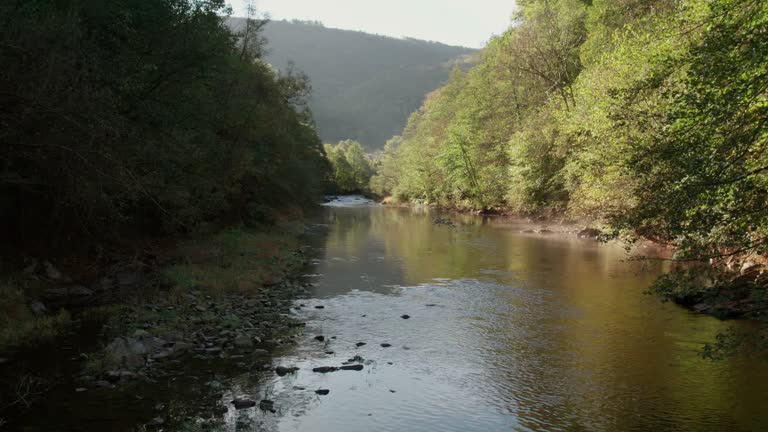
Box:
(8, 199), (768, 431)
(274, 202), (768, 432)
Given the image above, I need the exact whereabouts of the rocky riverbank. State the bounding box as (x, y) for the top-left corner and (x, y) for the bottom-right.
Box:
(0, 224), (319, 430)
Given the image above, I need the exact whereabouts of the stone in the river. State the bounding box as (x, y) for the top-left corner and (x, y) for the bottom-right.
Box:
(325, 351), (335, 355)
(315, 389), (330, 395)
(314, 335), (325, 342)
(312, 366), (338, 373)
(232, 398), (256, 409)
(293, 386), (306, 390)
(340, 364), (364, 371)
(380, 343), (392, 348)
(259, 400), (276, 413)
(401, 315), (410, 319)
(314, 305), (325, 309)
(105, 337), (147, 369)
(144, 417), (164, 428)
(389, 389), (396, 393)
(30, 301), (47, 315)
(425, 304), (437, 307)
(355, 342), (366, 347)
(205, 347), (223, 355)
(172, 342), (194, 356)
(577, 228), (601, 239)
(275, 366), (299, 377)
(233, 334), (254, 350)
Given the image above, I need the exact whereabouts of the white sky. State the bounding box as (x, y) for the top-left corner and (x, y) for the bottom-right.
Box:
(230, 1), (518, 48)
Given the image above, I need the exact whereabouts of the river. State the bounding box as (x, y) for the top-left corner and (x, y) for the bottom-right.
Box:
(7, 196), (768, 431)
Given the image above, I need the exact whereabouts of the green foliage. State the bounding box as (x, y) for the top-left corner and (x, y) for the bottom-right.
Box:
(0, 0), (328, 250)
(324, 140), (375, 193)
(382, 0), (768, 357)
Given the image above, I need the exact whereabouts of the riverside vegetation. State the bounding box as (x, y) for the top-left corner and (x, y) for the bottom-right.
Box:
(1, 0), (767, 425)
(363, 0), (768, 357)
(0, 0), (330, 415)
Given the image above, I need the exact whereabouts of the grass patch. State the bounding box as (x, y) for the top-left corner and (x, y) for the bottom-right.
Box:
(162, 223), (306, 294)
(0, 278), (72, 351)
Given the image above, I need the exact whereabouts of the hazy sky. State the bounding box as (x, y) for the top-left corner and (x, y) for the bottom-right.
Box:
(231, 1), (518, 48)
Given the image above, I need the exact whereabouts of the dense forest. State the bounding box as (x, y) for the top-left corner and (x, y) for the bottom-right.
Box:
(373, 0), (768, 356)
(0, 0), (331, 355)
(0, 0), (328, 252)
(228, 18), (476, 150)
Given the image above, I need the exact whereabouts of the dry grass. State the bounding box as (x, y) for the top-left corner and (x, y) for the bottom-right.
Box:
(0, 278), (72, 351)
(162, 224), (304, 294)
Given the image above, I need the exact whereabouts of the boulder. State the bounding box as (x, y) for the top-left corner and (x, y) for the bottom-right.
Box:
(233, 334), (254, 350)
(105, 337), (147, 369)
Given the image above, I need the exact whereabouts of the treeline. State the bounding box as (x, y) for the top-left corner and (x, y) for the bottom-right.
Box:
(373, 0), (768, 356)
(0, 0), (328, 253)
(324, 140), (374, 194)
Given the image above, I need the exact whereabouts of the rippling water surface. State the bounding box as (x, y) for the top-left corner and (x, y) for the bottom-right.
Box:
(9, 196), (768, 432)
(266, 197), (768, 432)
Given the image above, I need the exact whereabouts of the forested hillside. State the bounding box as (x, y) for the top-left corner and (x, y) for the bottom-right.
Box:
(229, 18), (476, 150)
(374, 0), (768, 356)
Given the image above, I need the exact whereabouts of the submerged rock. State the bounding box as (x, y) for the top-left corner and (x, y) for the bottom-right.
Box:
(312, 366), (338, 373)
(259, 400), (276, 412)
(232, 398), (257, 409)
(340, 364), (364, 371)
(275, 366), (299, 377)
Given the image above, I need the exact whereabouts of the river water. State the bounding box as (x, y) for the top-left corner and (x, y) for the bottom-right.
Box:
(7, 196), (768, 431)
(272, 197), (768, 432)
